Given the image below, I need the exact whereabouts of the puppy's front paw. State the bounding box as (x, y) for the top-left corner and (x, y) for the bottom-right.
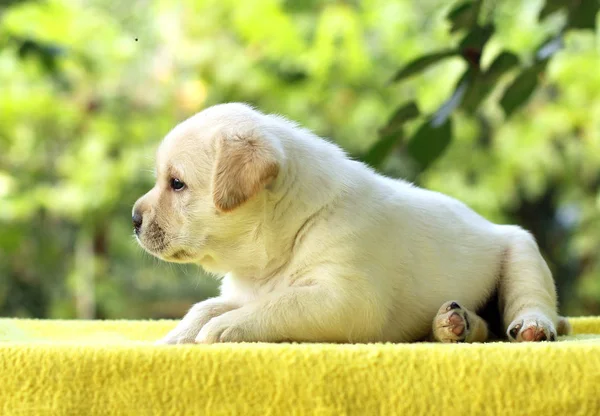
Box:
(507, 315), (556, 342)
(154, 334), (197, 345)
(195, 315), (248, 344)
(154, 323), (202, 345)
(433, 301), (470, 343)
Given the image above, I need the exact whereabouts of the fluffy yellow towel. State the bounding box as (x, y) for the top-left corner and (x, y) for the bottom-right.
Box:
(1, 318), (599, 415)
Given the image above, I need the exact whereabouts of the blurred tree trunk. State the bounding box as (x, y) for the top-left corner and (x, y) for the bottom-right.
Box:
(74, 227), (95, 319)
(509, 184), (579, 315)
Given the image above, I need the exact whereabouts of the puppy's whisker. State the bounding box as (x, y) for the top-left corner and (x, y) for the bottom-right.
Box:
(193, 275), (203, 290)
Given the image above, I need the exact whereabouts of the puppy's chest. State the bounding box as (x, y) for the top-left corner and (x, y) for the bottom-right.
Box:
(222, 273), (292, 303)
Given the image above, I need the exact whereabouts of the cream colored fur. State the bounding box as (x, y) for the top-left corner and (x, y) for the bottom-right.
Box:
(133, 103), (567, 344)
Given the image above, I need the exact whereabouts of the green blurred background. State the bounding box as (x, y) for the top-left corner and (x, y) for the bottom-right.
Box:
(0, 0), (598, 320)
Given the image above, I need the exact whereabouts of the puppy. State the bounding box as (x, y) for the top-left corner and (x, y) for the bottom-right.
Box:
(133, 103), (570, 344)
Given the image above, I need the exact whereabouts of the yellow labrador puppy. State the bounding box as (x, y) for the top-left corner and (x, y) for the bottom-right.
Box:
(133, 103), (569, 344)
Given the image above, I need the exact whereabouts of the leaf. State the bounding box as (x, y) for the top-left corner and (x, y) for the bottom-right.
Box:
(447, 1), (480, 33)
(499, 66), (541, 118)
(379, 101), (420, 135)
(568, 0), (599, 30)
(365, 102), (420, 168)
(459, 51), (519, 113)
(432, 74), (469, 124)
(458, 24), (494, 68)
(17, 39), (37, 58)
(282, 0), (320, 13)
(499, 38), (556, 118)
(391, 50), (458, 83)
(406, 117), (453, 172)
(362, 131), (404, 168)
(486, 51), (520, 78)
(0, 0), (37, 8)
(539, 0), (567, 20)
(458, 24), (494, 51)
(15, 38), (65, 75)
(455, 68), (484, 114)
(467, 51), (519, 107)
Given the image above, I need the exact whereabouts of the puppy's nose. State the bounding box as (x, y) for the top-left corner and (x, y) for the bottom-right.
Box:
(132, 210), (143, 234)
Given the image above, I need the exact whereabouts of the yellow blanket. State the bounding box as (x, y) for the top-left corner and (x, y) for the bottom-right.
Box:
(1, 318), (599, 415)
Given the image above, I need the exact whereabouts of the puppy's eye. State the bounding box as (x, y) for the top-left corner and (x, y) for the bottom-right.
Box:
(170, 178), (186, 191)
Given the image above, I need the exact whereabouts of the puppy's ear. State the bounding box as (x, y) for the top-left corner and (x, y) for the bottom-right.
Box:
(212, 133), (280, 212)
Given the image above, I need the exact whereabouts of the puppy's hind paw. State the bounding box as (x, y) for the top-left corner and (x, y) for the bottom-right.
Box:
(433, 301), (470, 343)
(507, 315), (557, 342)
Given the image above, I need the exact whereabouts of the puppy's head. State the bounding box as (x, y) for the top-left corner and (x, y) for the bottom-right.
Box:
(132, 103), (282, 265)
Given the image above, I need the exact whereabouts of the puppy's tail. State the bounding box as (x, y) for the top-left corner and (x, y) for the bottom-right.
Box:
(557, 316), (571, 336)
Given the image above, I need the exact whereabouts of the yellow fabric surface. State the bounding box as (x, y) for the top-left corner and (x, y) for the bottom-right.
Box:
(1, 318), (599, 416)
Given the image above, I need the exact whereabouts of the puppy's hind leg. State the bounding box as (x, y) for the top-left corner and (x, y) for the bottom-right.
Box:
(432, 301), (489, 343)
(499, 226), (560, 342)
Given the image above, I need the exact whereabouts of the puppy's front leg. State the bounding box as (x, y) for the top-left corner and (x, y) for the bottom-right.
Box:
(156, 297), (238, 345)
(195, 285), (366, 344)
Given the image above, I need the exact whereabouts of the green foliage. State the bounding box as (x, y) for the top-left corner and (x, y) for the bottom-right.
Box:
(499, 61), (544, 117)
(0, 0), (598, 319)
(407, 116), (453, 173)
(391, 51), (458, 83)
(381, 0), (597, 173)
(363, 102), (419, 168)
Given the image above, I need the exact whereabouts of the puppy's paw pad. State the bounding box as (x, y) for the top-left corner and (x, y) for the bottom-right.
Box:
(507, 316), (556, 342)
(433, 301), (470, 343)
